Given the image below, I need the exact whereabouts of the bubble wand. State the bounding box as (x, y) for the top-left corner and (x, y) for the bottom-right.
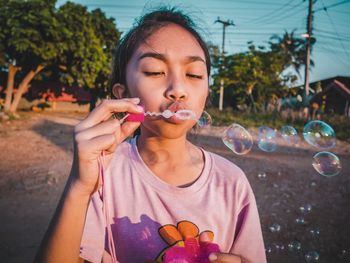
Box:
(119, 109), (197, 122)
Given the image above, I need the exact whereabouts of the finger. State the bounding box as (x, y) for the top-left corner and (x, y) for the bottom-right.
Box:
(118, 121), (142, 143)
(75, 118), (122, 142)
(77, 133), (118, 159)
(76, 98), (142, 132)
(209, 252), (242, 263)
(105, 121), (141, 154)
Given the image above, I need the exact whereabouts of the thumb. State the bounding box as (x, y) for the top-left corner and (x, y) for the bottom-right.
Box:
(209, 252), (242, 263)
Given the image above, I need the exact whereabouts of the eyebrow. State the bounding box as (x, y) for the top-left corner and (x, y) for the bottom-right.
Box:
(138, 52), (206, 65)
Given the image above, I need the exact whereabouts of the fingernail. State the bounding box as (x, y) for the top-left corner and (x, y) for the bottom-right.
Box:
(131, 97), (140, 103)
(209, 253), (217, 261)
(136, 105), (144, 112)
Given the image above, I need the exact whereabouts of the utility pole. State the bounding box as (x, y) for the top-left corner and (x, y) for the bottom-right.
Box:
(303, 0), (313, 107)
(215, 17), (234, 111)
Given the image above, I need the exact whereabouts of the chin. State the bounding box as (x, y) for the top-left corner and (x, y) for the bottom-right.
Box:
(140, 121), (195, 140)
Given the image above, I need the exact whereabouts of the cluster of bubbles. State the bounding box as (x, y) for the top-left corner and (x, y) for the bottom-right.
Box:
(205, 114), (346, 261)
(221, 120), (342, 177)
(265, 201), (322, 262)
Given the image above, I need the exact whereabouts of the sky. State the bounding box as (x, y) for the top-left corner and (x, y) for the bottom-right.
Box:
(56, 0), (350, 85)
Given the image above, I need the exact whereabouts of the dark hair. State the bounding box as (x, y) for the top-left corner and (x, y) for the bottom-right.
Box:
(109, 7), (211, 94)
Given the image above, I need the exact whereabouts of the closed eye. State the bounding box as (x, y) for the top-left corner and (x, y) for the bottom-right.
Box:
(143, 71), (165, 76)
(187, 73), (203, 79)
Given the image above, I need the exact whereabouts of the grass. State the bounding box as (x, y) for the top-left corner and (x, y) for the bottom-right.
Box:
(207, 108), (350, 141)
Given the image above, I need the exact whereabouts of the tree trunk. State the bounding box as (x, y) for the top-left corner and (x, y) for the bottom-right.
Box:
(3, 63), (20, 112)
(249, 93), (257, 113)
(9, 65), (44, 113)
(247, 84), (257, 113)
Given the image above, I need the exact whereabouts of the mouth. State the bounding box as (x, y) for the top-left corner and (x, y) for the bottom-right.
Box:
(165, 102), (196, 122)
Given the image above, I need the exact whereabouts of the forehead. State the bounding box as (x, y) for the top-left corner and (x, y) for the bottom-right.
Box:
(134, 23), (206, 59)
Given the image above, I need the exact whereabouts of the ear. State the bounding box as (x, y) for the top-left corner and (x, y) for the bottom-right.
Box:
(112, 83), (128, 99)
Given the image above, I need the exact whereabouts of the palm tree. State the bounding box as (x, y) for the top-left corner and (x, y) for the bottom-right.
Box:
(269, 30), (314, 77)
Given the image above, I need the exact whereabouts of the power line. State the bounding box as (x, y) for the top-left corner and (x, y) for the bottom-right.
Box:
(320, 0), (350, 62)
(314, 0), (350, 12)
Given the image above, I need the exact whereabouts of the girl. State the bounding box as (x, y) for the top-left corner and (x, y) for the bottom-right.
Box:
(35, 7), (266, 263)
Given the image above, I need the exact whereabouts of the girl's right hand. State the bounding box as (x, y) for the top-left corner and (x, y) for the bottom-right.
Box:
(71, 98), (143, 196)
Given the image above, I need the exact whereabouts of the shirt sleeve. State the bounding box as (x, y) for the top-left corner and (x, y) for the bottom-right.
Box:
(80, 190), (106, 263)
(229, 184), (267, 263)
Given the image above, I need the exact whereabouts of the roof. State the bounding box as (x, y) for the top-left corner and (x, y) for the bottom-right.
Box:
(310, 79), (350, 102)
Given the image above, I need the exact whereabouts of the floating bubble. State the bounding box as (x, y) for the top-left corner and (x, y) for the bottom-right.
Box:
(258, 126), (277, 152)
(305, 251), (320, 262)
(312, 151), (341, 177)
(197, 111), (212, 128)
(337, 249), (350, 259)
(269, 223), (281, 233)
(310, 228), (320, 237)
(273, 243), (285, 252)
(299, 204), (312, 214)
(222, 124), (253, 155)
(295, 217), (307, 225)
(288, 240), (301, 252)
(280, 125), (299, 145)
(257, 172), (267, 180)
(303, 120), (336, 148)
(265, 245), (273, 254)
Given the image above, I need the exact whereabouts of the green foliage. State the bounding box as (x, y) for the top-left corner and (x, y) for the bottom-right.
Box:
(1, 0), (60, 70)
(0, 0), (121, 108)
(56, 2), (106, 89)
(210, 30), (311, 112)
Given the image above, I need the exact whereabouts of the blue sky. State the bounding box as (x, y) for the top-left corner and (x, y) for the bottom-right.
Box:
(57, 0), (350, 84)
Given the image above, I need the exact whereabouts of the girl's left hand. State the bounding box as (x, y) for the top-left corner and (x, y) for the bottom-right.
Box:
(209, 252), (242, 263)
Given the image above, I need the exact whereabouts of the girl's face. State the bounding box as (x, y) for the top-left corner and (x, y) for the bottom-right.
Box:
(125, 23), (209, 139)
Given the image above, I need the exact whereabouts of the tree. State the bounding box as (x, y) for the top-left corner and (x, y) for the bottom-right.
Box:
(1, 0), (60, 114)
(55, 3), (121, 111)
(211, 43), (287, 112)
(269, 30), (314, 78)
(89, 8), (121, 110)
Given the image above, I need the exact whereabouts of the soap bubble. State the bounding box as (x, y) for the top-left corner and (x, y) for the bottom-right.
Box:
(305, 251), (320, 262)
(310, 228), (321, 237)
(257, 172), (267, 180)
(299, 204), (312, 214)
(295, 217), (307, 225)
(222, 124), (253, 155)
(273, 243), (285, 252)
(265, 245), (273, 254)
(303, 120), (336, 148)
(312, 151), (341, 177)
(197, 111), (212, 128)
(288, 240), (301, 252)
(258, 126), (277, 152)
(269, 223), (281, 233)
(280, 125), (299, 145)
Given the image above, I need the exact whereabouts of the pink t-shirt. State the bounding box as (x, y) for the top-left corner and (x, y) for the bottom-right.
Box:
(80, 137), (266, 263)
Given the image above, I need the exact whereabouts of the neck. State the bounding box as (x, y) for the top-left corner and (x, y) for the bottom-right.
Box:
(136, 133), (204, 186)
(137, 133), (189, 165)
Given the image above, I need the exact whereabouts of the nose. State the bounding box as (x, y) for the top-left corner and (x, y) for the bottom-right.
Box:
(164, 76), (188, 101)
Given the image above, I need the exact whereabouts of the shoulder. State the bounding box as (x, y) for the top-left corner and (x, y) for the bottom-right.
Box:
(207, 150), (246, 180)
(206, 150), (254, 203)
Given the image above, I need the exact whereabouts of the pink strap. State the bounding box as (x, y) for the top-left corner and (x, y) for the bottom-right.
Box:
(99, 153), (117, 263)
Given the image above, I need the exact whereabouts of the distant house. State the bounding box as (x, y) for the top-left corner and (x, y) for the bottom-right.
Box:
(283, 76), (350, 116)
(24, 80), (91, 103)
(309, 76), (350, 116)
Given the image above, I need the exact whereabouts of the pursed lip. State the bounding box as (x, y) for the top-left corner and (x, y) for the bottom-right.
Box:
(164, 102), (189, 123)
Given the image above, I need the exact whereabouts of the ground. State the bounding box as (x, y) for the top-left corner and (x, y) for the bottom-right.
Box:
(0, 111), (349, 263)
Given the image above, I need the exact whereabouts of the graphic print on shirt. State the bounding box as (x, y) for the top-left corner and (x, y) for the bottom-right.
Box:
(153, 220), (220, 262)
